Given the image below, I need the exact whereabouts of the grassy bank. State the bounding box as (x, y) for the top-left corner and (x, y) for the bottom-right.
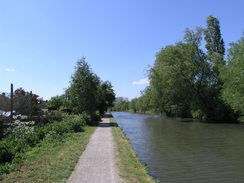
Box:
(1, 126), (96, 183)
(110, 117), (157, 183)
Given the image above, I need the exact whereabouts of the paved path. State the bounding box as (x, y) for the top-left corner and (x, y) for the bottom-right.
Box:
(67, 118), (120, 183)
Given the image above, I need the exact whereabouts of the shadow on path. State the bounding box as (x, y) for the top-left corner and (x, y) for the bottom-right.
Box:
(99, 122), (118, 128)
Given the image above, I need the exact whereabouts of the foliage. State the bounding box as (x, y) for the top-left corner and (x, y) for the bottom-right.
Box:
(0, 93), (10, 111)
(6, 120), (35, 139)
(202, 15), (235, 121)
(0, 127), (96, 183)
(0, 57), (115, 176)
(112, 97), (129, 111)
(191, 109), (205, 119)
(126, 15), (240, 122)
(47, 95), (65, 110)
(65, 58), (99, 116)
(205, 15), (225, 65)
(13, 88), (40, 115)
(150, 42), (197, 117)
(130, 87), (153, 113)
(221, 35), (244, 122)
(0, 114), (91, 176)
(0, 87), (41, 115)
(97, 81), (115, 115)
(64, 58), (115, 120)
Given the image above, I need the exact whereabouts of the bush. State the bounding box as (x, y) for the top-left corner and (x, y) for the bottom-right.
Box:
(86, 111), (100, 126)
(6, 120), (35, 139)
(0, 140), (14, 164)
(0, 113), (91, 177)
(191, 109), (205, 119)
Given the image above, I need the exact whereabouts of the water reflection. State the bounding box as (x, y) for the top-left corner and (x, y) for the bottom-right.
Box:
(112, 112), (244, 183)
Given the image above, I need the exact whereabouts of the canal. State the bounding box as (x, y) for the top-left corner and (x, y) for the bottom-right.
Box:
(112, 112), (244, 183)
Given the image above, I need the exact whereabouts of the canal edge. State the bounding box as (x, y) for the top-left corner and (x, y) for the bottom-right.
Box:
(110, 115), (159, 183)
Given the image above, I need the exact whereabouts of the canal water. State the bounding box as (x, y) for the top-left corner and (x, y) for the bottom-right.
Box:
(112, 112), (244, 183)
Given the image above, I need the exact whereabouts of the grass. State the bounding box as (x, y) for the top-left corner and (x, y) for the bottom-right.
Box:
(110, 117), (157, 183)
(1, 126), (96, 183)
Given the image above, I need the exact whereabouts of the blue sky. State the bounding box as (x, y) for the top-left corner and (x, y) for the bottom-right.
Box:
(0, 0), (243, 100)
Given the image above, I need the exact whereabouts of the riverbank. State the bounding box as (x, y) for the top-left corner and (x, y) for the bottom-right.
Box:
(1, 126), (96, 183)
(110, 117), (157, 183)
(1, 115), (158, 182)
(114, 110), (207, 123)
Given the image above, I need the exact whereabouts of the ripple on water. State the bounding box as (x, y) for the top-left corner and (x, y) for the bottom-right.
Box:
(113, 112), (244, 183)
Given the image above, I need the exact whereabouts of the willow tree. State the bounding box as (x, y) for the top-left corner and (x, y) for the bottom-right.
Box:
(149, 42), (197, 117)
(221, 35), (244, 122)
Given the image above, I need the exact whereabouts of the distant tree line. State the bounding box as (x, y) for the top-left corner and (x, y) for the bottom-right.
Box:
(47, 57), (115, 120)
(111, 97), (130, 111)
(113, 15), (244, 123)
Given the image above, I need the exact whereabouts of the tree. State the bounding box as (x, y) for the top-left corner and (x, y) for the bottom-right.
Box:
(147, 20), (236, 121)
(184, 27), (217, 119)
(65, 58), (99, 116)
(149, 42), (197, 117)
(203, 15), (236, 121)
(204, 15), (225, 86)
(112, 97), (129, 111)
(129, 98), (137, 113)
(97, 81), (115, 115)
(221, 35), (244, 122)
(131, 87), (153, 113)
(13, 88), (40, 115)
(205, 15), (225, 60)
(65, 57), (115, 118)
(47, 95), (65, 110)
(0, 93), (10, 111)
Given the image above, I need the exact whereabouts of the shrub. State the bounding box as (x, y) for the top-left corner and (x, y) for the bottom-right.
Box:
(191, 109), (205, 119)
(0, 113), (91, 177)
(0, 140), (14, 164)
(86, 111), (100, 126)
(6, 120), (35, 139)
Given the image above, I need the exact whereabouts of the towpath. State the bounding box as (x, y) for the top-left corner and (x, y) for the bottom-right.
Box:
(67, 117), (120, 183)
